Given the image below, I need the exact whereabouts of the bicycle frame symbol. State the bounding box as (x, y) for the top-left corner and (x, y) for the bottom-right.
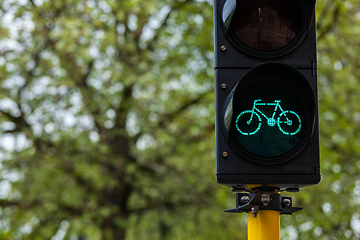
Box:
(235, 99), (302, 136)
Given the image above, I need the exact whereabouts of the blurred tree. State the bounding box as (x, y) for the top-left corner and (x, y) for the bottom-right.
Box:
(0, 0), (246, 239)
(1, 0), (360, 239)
(281, 0), (360, 239)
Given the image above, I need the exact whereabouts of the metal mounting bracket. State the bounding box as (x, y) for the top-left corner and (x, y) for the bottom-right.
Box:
(225, 191), (302, 216)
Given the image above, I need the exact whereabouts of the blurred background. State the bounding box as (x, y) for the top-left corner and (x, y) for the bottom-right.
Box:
(0, 0), (358, 239)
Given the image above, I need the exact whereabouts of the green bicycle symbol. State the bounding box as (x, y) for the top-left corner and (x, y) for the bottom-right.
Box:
(235, 99), (302, 136)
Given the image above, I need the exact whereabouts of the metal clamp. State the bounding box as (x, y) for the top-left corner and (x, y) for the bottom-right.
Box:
(225, 190), (302, 216)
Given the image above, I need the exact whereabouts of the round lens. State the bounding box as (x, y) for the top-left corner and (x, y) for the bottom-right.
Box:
(224, 63), (316, 165)
(229, 0), (303, 51)
(231, 82), (305, 158)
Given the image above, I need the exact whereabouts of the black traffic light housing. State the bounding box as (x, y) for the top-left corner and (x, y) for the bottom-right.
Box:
(214, 0), (320, 192)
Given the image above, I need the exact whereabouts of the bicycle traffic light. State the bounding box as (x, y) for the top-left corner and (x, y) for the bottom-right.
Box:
(214, 0), (320, 192)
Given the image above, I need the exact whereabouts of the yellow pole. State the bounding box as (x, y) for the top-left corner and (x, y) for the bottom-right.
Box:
(248, 210), (280, 240)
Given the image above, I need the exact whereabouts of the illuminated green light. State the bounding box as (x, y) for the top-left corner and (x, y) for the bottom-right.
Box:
(235, 110), (262, 135)
(277, 110), (302, 135)
(267, 118), (276, 126)
(235, 100), (302, 136)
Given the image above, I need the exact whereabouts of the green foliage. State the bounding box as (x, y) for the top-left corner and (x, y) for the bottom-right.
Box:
(0, 0), (359, 239)
(280, 1), (360, 239)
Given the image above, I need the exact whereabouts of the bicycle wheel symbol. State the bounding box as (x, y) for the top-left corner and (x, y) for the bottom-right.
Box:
(277, 111), (302, 135)
(235, 110), (262, 135)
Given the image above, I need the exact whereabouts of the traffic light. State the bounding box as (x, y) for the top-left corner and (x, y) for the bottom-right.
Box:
(214, 0), (320, 192)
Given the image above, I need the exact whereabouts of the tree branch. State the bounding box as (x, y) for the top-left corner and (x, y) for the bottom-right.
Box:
(317, 3), (340, 41)
(158, 92), (207, 128)
(147, 0), (194, 51)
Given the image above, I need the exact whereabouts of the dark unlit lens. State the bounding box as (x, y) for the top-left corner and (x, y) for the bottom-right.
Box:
(229, 0), (303, 51)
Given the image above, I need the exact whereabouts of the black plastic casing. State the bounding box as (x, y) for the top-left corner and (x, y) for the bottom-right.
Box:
(214, 0), (320, 191)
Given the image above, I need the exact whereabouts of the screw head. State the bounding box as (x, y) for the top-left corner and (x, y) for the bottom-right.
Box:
(241, 195), (250, 203)
(222, 152), (228, 157)
(221, 83), (227, 89)
(283, 198), (291, 206)
(261, 193), (271, 206)
(251, 206), (259, 218)
(221, 45), (226, 51)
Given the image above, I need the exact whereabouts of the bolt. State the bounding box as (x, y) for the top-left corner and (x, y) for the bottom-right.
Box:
(261, 193), (271, 206)
(251, 206), (259, 218)
(232, 185), (245, 192)
(221, 83), (227, 89)
(286, 186), (300, 192)
(221, 45), (227, 51)
(283, 198), (291, 206)
(222, 152), (228, 157)
(241, 195), (250, 203)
